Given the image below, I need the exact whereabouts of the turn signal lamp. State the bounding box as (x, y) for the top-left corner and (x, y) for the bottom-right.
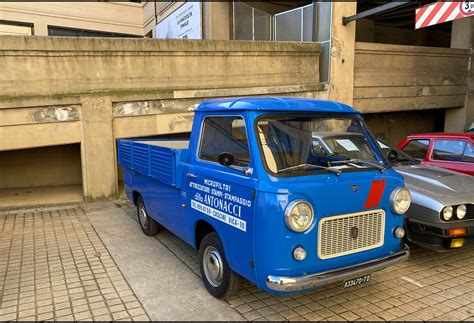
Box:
(447, 228), (467, 237)
(293, 247), (307, 261)
(450, 238), (465, 249)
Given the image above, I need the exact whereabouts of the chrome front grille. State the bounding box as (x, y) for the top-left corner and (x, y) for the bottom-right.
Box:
(318, 209), (385, 260)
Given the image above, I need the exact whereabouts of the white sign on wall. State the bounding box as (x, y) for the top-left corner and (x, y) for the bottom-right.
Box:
(155, 2), (202, 39)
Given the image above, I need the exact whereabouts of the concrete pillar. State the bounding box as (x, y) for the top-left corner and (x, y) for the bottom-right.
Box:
(445, 18), (473, 132)
(203, 2), (230, 40)
(328, 2), (357, 106)
(33, 22), (48, 36)
(80, 97), (117, 202)
(210, 2), (230, 40)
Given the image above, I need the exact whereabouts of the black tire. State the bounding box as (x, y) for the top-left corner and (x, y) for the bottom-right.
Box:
(199, 232), (240, 299)
(136, 196), (160, 236)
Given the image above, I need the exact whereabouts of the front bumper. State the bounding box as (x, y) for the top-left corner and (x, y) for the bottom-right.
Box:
(406, 218), (474, 251)
(266, 244), (410, 292)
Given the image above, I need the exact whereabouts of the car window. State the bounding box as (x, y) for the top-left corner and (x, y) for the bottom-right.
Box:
(199, 116), (250, 167)
(377, 139), (415, 163)
(463, 143), (474, 163)
(401, 139), (430, 159)
(432, 140), (466, 162)
(312, 138), (327, 155)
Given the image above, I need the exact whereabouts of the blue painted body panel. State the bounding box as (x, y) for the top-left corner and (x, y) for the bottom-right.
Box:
(118, 97), (407, 295)
(196, 96), (357, 114)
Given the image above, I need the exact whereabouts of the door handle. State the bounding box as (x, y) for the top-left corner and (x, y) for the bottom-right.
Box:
(186, 173), (198, 178)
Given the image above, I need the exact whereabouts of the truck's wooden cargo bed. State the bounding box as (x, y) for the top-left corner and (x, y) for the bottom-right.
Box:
(117, 139), (189, 188)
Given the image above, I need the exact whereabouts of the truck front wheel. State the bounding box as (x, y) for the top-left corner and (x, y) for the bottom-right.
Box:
(199, 232), (240, 299)
(136, 196), (160, 236)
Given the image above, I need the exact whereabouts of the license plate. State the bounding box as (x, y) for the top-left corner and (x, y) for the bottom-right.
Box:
(343, 274), (371, 289)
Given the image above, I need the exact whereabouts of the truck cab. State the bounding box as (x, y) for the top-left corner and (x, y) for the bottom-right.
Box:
(117, 97), (410, 298)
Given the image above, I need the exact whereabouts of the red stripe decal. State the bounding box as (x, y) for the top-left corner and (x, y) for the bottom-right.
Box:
(421, 2), (444, 28)
(364, 180), (386, 209)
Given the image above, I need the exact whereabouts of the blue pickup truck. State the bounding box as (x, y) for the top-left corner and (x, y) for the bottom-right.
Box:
(117, 97), (411, 299)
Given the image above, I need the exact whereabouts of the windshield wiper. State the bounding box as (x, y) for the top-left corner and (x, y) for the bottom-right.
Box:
(277, 163), (341, 176)
(329, 159), (386, 173)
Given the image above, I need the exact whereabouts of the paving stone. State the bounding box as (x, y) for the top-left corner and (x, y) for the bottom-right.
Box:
(108, 303), (126, 313)
(73, 310), (92, 320)
(132, 314), (151, 321)
(91, 306), (109, 317)
(124, 301), (142, 310)
(93, 313), (112, 321)
(18, 308), (36, 318)
(128, 307), (147, 317)
(37, 305), (53, 314)
(113, 310), (131, 320)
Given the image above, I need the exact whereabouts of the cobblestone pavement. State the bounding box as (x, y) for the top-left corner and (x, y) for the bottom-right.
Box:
(2, 203), (474, 321)
(0, 206), (150, 321)
(131, 202), (474, 322)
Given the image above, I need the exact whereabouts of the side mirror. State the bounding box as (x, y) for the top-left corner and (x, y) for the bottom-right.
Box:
(218, 152), (235, 167)
(386, 149), (399, 164)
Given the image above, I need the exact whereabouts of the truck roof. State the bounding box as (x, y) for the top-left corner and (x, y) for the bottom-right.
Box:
(196, 97), (358, 114)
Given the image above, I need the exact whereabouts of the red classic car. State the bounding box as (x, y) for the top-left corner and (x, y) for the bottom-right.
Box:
(397, 133), (474, 176)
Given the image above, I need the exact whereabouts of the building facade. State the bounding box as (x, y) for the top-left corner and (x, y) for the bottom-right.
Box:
(0, 1), (472, 209)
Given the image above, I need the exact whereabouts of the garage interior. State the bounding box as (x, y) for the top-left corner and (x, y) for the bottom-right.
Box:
(0, 144), (83, 210)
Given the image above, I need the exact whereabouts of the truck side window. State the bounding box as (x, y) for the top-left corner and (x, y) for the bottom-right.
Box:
(401, 139), (429, 160)
(199, 116), (250, 167)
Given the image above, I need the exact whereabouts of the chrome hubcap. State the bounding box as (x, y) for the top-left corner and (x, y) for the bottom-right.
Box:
(138, 204), (147, 229)
(203, 246), (224, 287)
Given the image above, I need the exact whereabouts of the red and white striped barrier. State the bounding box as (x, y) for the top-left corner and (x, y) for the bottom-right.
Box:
(416, 1), (474, 29)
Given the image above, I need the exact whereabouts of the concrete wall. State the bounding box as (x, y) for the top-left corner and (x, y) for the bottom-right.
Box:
(364, 109), (445, 145)
(0, 144), (82, 189)
(0, 2), (144, 36)
(353, 42), (470, 113)
(0, 36), (320, 98)
(0, 36), (325, 203)
(356, 19), (451, 47)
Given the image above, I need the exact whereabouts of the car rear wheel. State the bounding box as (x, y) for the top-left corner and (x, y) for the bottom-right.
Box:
(136, 196), (160, 236)
(199, 232), (240, 299)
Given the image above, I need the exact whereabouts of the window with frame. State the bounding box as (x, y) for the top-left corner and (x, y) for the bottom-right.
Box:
(199, 116), (250, 167)
(0, 22), (32, 35)
(401, 139), (430, 160)
(432, 140), (466, 162)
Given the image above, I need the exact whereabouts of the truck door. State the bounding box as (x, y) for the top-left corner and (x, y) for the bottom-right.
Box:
(184, 115), (257, 281)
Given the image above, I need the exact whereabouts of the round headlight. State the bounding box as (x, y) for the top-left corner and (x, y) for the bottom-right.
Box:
(390, 188), (411, 214)
(284, 200), (314, 232)
(456, 205), (467, 220)
(442, 206), (453, 221)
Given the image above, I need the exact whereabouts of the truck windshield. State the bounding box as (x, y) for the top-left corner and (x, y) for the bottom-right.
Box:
(256, 115), (385, 175)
